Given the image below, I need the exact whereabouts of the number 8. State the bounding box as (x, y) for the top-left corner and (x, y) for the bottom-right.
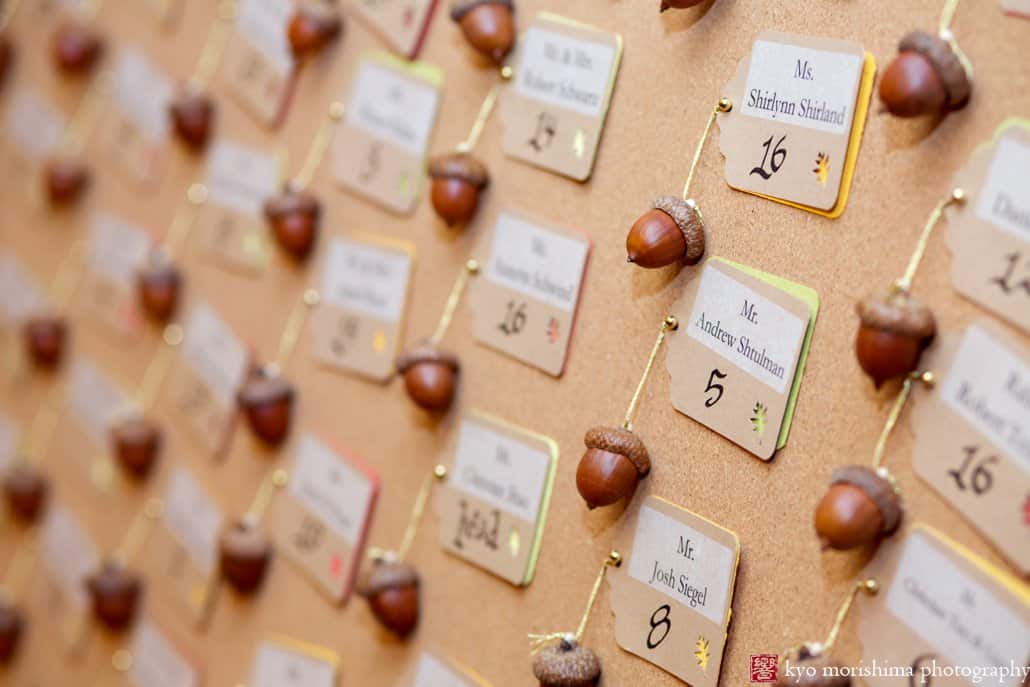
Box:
(647, 604), (672, 649)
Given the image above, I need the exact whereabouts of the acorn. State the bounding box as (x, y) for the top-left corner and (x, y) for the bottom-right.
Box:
(237, 371), (296, 447)
(52, 22), (103, 75)
(776, 646), (851, 687)
(660, 0), (707, 10)
(395, 343), (460, 413)
(44, 157), (90, 208)
(0, 599), (24, 662)
(137, 256), (182, 324)
(533, 638), (601, 687)
(576, 426), (650, 510)
(879, 31), (971, 118)
(814, 466), (902, 551)
(22, 316), (67, 370)
(0, 36), (13, 89)
(427, 152), (489, 227)
(218, 519), (272, 594)
(359, 559), (420, 638)
(450, 0), (516, 65)
(86, 560), (141, 631)
(855, 289), (935, 388)
(110, 416), (161, 481)
(2, 464), (48, 524)
(169, 87), (215, 151)
(287, 3), (343, 58)
(263, 189), (320, 261)
(626, 196), (706, 269)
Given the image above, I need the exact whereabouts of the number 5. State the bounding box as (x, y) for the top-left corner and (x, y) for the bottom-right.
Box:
(704, 369), (727, 407)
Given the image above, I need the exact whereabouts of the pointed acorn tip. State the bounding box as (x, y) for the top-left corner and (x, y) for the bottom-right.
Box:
(627, 255), (636, 263)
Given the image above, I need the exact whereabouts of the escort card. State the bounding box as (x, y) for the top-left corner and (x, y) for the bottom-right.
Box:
(333, 52), (443, 214)
(470, 209), (589, 376)
(103, 49), (173, 188)
(403, 651), (487, 687)
(126, 617), (201, 687)
(501, 13), (622, 181)
(349, 0), (437, 59)
(718, 32), (875, 217)
(608, 496), (740, 687)
(271, 433), (379, 603)
(1002, 0), (1030, 17)
(911, 321), (1030, 574)
(224, 0), (296, 127)
(249, 637), (340, 687)
(311, 236), (414, 382)
(81, 213), (152, 339)
(197, 140), (279, 275)
(859, 525), (1030, 687)
(3, 88), (65, 165)
(948, 119), (1030, 333)
(666, 258), (818, 460)
(166, 303), (249, 455)
(37, 505), (98, 652)
(0, 412), (19, 474)
(435, 411), (557, 586)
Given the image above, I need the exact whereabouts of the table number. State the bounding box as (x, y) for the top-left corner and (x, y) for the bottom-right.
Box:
(224, 0), (296, 127)
(333, 52), (443, 214)
(404, 651), (491, 687)
(248, 636), (339, 687)
(470, 209), (589, 376)
(271, 433), (379, 603)
(666, 257), (819, 460)
(349, 0), (437, 59)
(718, 32), (875, 217)
(124, 617), (201, 687)
(36, 505), (98, 653)
(81, 213), (152, 339)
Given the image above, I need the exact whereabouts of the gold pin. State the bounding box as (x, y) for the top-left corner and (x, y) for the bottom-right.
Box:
(779, 578), (879, 674)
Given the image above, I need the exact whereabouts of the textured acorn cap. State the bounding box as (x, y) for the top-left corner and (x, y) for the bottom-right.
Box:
(111, 416), (157, 444)
(238, 375), (294, 407)
(653, 196), (706, 264)
(856, 290), (936, 340)
(532, 640), (601, 687)
(898, 30), (971, 110)
(831, 465), (902, 535)
(359, 560), (419, 597)
(428, 152), (490, 188)
(776, 648), (851, 687)
(395, 342), (460, 374)
(264, 190), (320, 219)
(450, 0), (513, 21)
(583, 426), (650, 476)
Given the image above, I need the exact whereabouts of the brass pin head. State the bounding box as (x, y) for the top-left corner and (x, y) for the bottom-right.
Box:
(163, 324), (184, 346)
(951, 188), (966, 203)
(272, 469), (289, 488)
(500, 65), (513, 80)
(434, 465), (448, 480)
(187, 183), (208, 205)
(303, 289), (321, 307)
(664, 315), (679, 330)
(717, 98), (733, 112)
(466, 259), (480, 274)
(862, 578), (879, 594)
(608, 550), (622, 566)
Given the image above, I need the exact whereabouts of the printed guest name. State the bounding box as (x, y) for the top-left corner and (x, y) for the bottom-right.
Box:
(459, 464), (530, 514)
(493, 255), (576, 306)
(522, 68), (602, 111)
(356, 102), (418, 147)
(746, 90), (848, 127)
(694, 302), (788, 382)
(951, 375), (1030, 463)
(990, 193), (1030, 234)
(901, 576), (1008, 667)
(645, 537), (711, 610)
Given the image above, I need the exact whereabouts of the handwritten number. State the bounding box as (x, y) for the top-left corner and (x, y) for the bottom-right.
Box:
(498, 301), (527, 336)
(991, 252), (1030, 297)
(646, 604), (672, 649)
(294, 516), (325, 553)
(528, 112), (557, 152)
(749, 135), (787, 179)
(947, 445), (997, 495)
(704, 369), (727, 407)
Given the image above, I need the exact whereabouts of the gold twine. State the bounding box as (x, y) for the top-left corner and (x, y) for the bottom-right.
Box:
(529, 552), (622, 652)
(430, 260), (479, 346)
(291, 103), (345, 191)
(622, 316), (678, 431)
(456, 66), (513, 154)
(894, 189), (965, 295)
(871, 371), (935, 470)
(681, 98), (732, 201)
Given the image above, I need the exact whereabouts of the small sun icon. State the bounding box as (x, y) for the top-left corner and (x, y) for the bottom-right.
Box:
(694, 635), (711, 670)
(813, 153), (830, 184)
(751, 402), (768, 435)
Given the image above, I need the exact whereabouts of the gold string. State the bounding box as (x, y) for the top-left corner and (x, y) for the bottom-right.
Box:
(871, 371), (935, 470)
(191, 0), (236, 88)
(430, 260), (479, 346)
(50, 240), (88, 313)
(681, 98), (732, 201)
(113, 498), (162, 565)
(529, 552), (622, 652)
(81, 0), (103, 21)
(622, 316), (678, 431)
(134, 324), (184, 411)
(243, 469), (288, 525)
(396, 465), (447, 561)
(456, 66), (512, 154)
(939, 0), (962, 32)
(162, 183), (208, 257)
(822, 578), (878, 654)
(274, 289), (321, 370)
(0, 538), (37, 601)
(894, 188), (965, 295)
(18, 384), (64, 464)
(291, 103), (345, 191)
(60, 70), (111, 156)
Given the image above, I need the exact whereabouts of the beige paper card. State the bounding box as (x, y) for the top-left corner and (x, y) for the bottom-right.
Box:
(197, 140), (279, 276)
(311, 235), (414, 382)
(0, 253), (47, 327)
(470, 209), (590, 377)
(81, 213), (152, 340)
(667, 259), (813, 460)
(501, 13), (622, 181)
(36, 505), (99, 653)
(911, 321), (1030, 574)
(271, 433), (379, 603)
(718, 32), (874, 216)
(858, 525), (1030, 687)
(947, 120), (1030, 333)
(348, 0), (438, 59)
(436, 411), (557, 586)
(1002, 0), (1030, 17)
(609, 496), (740, 686)
(400, 651), (491, 687)
(126, 617), (202, 687)
(2, 88), (65, 165)
(249, 637), (340, 687)
(223, 0), (296, 127)
(333, 53), (443, 214)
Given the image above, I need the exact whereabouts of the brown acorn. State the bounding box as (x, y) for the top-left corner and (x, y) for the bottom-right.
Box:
(218, 519), (272, 594)
(137, 256), (182, 324)
(855, 289), (935, 388)
(169, 87), (215, 151)
(44, 157), (91, 208)
(660, 0), (707, 10)
(22, 316), (67, 370)
(263, 190), (321, 261)
(0, 599), (24, 663)
(576, 426), (650, 510)
(776, 647), (851, 687)
(110, 416), (161, 480)
(533, 638), (602, 687)
(395, 343), (460, 413)
(238, 372), (296, 446)
(814, 466), (902, 551)
(52, 22), (103, 75)
(2, 464), (48, 524)
(626, 196), (706, 269)
(879, 31), (971, 118)
(427, 152), (490, 227)
(0, 36), (13, 89)
(86, 560), (141, 631)
(287, 4), (343, 58)
(359, 559), (420, 638)
(450, 0), (516, 65)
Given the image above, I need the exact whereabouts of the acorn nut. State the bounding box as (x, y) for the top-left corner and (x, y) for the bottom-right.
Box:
(52, 22), (103, 75)
(451, 0), (516, 65)
(0, 600), (24, 663)
(776, 647), (852, 687)
(814, 466), (902, 551)
(169, 88), (215, 151)
(44, 157), (90, 208)
(879, 31), (971, 118)
(137, 257), (182, 324)
(427, 152), (489, 227)
(238, 373), (296, 447)
(2, 464), (49, 524)
(110, 417), (161, 480)
(576, 426), (650, 510)
(626, 196), (706, 269)
(395, 343), (460, 413)
(660, 0), (708, 11)
(533, 638), (602, 687)
(86, 560), (142, 631)
(287, 4), (343, 58)
(23, 317), (67, 370)
(855, 290), (935, 388)
(264, 190), (321, 261)
(359, 560), (420, 638)
(219, 520), (272, 594)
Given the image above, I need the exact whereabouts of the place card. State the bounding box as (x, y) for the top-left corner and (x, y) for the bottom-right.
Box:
(36, 505), (98, 652)
(911, 320), (1030, 574)
(666, 257), (818, 460)
(271, 433), (379, 603)
(470, 209), (589, 376)
(435, 411), (558, 586)
(311, 235), (414, 382)
(858, 525), (1030, 687)
(248, 636), (340, 687)
(608, 496), (740, 687)
(947, 118), (1030, 333)
(126, 617), (202, 687)
(81, 213), (152, 339)
(717, 31), (875, 217)
(349, 0), (437, 59)
(402, 651), (490, 687)
(224, 0), (296, 127)
(197, 140), (280, 276)
(2, 88), (65, 166)
(333, 52), (443, 214)
(0, 412), (19, 474)
(1002, 0), (1030, 18)
(166, 303), (250, 456)
(66, 359), (132, 468)
(501, 12), (622, 181)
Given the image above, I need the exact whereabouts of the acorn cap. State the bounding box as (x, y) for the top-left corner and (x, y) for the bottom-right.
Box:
(450, 0), (513, 21)
(776, 648), (851, 687)
(583, 426), (650, 476)
(653, 195), (706, 264)
(395, 343), (460, 374)
(111, 415), (157, 445)
(428, 153), (490, 189)
(856, 290), (936, 340)
(831, 466), (902, 536)
(264, 190), (320, 220)
(359, 560), (419, 597)
(238, 375), (294, 408)
(532, 640), (602, 687)
(898, 31), (971, 110)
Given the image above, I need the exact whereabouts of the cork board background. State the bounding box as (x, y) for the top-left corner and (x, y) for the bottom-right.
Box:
(1, 1), (1028, 686)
